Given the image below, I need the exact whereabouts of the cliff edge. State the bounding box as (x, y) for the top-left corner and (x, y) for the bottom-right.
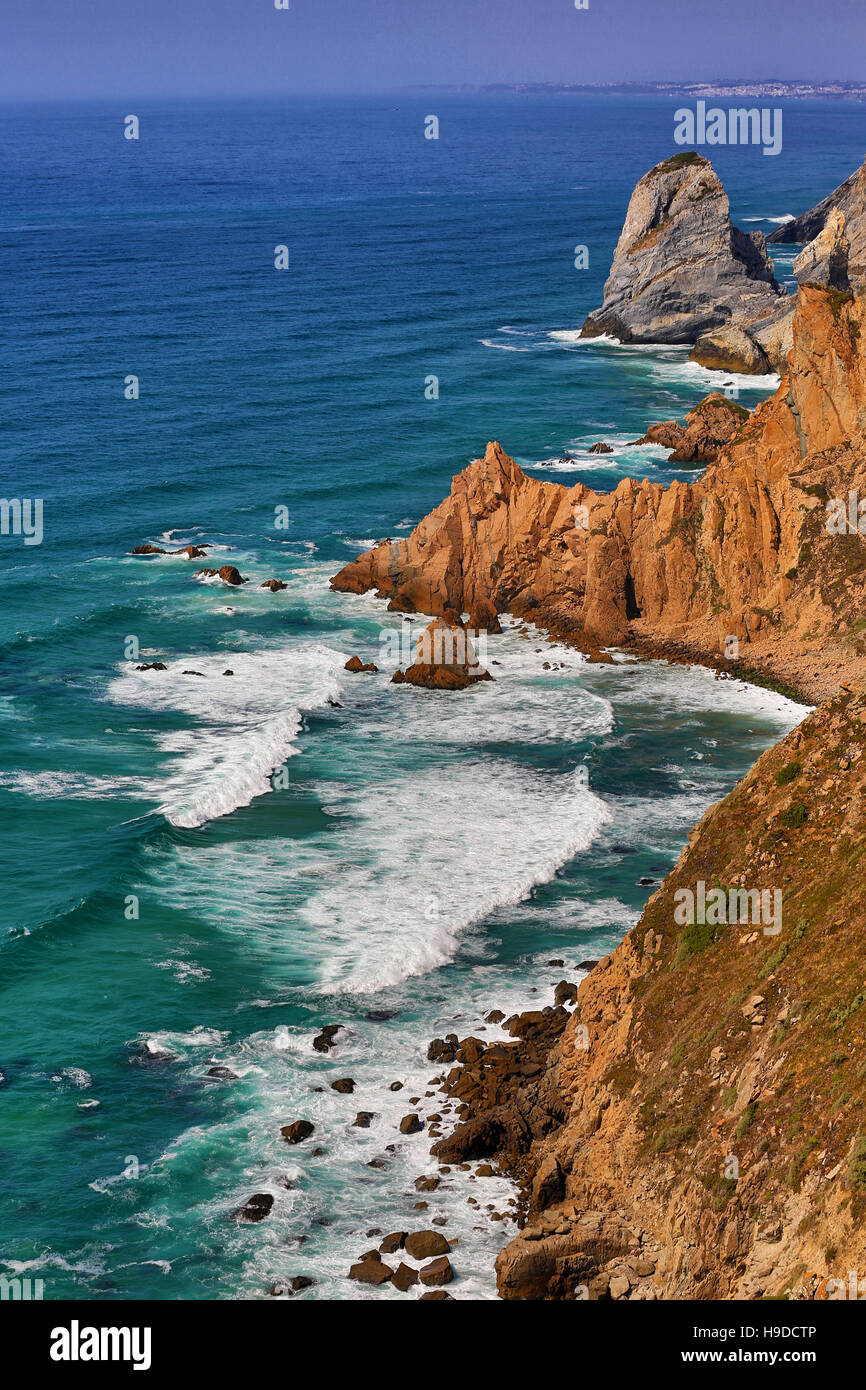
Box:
(493, 685), (866, 1299)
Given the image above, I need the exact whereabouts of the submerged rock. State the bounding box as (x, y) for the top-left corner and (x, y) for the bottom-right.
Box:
(312, 1024), (342, 1053)
(233, 1193), (274, 1223)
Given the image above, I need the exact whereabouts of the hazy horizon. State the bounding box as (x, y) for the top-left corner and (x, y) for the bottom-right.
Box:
(1, 0), (864, 102)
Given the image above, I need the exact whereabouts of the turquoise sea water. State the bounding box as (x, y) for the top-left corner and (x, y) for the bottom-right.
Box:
(1, 94), (856, 1299)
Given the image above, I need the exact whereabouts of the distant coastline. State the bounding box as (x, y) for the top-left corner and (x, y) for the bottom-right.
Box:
(405, 79), (866, 101)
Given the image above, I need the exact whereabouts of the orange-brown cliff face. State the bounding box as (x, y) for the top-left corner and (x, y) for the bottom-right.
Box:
(491, 686), (866, 1301)
(333, 284), (866, 702)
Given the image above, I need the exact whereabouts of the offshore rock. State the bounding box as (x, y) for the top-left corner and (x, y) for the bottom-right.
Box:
(394, 617), (493, 691)
(580, 154), (784, 352)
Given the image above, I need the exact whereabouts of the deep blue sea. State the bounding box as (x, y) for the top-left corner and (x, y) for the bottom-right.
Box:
(1, 93), (857, 1299)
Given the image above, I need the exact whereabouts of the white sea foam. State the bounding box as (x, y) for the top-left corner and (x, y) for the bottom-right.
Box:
(549, 328), (617, 345)
(478, 338), (531, 352)
(743, 214), (795, 225)
(304, 761), (610, 995)
(646, 357), (780, 393)
(0, 770), (138, 799)
(106, 645), (346, 828)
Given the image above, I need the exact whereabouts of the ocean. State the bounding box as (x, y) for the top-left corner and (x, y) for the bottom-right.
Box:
(1, 92), (856, 1299)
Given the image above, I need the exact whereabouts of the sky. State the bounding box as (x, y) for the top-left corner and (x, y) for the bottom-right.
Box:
(1, 0), (864, 101)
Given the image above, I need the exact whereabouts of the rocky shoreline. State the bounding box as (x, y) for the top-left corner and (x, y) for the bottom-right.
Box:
(321, 152), (866, 1298)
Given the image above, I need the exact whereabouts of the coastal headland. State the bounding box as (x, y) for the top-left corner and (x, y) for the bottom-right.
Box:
(328, 154), (866, 1298)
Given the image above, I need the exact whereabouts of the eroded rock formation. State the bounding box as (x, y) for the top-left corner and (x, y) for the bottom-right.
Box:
(333, 280), (866, 703)
(579, 153), (790, 370)
(770, 155), (866, 290)
(392, 617), (493, 691)
(631, 391), (750, 464)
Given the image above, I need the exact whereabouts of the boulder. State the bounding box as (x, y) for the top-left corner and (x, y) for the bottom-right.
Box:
(379, 1232), (407, 1254)
(330, 1077), (355, 1094)
(530, 1153), (565, 1213)
(431, 1117), (504, 1164)
(280, 1120), (314, 1145)
(348, 1260), (393, 1286)
(344, 655), (379, 673)
(689, 326), (771, 374)
(260, 579), (287, 592)
(391, 1262), (419, 1291)
(353, 1112), (375, 1128)
(418, 1290), (454, 1300)
(399, 1114), (423, 1134)
(427, 1035), (458, 1064)
(404, 1230), (451, 1261)
(455, 1037), (485, 1064)
(420, 1256), (454, 1287)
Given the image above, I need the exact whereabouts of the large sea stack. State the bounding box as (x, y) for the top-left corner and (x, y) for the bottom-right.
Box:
(580, 153), (791, 371)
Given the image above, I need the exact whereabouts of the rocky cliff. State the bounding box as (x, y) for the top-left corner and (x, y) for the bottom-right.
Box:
(332, 237), (866, 1299)
(578, 153), (790, 372)
(490, 684), (866, 1299)
(333, 278), (866, 704)
(770, 156), (866, 291)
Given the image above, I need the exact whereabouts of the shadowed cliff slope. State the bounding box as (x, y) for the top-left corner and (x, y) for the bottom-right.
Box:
(494, 686), (866, 1299)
